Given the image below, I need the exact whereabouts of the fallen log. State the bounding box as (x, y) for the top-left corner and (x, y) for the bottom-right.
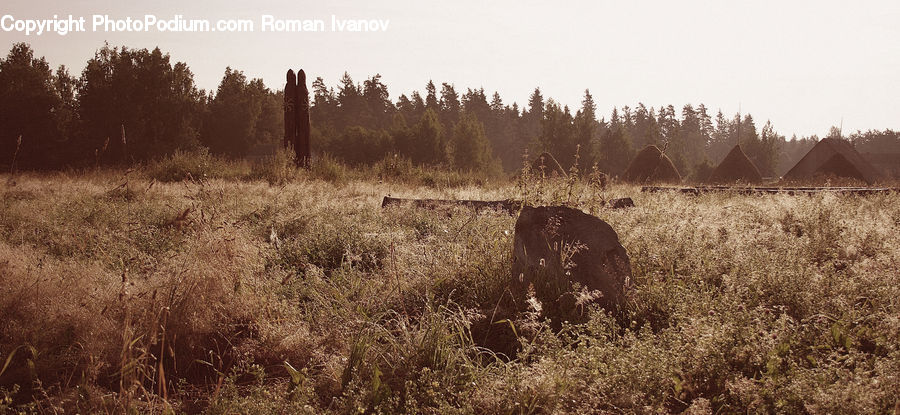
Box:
(608, 197), (635, 209)
(381, 196), (640, 213)
(642, 186), (899, 196)
(381, 196), (524, 214)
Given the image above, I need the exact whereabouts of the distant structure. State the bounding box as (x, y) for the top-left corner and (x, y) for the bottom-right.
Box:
(862, 153), (900, 179)
(284, 69), (311, 168)
(707, 145), (762, 184)
(783, 138), (881, 185)
(623, 145), (681, 183)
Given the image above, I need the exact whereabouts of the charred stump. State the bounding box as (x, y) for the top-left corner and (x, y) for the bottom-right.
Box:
(283, 69), (311, 168)
(283, 70), (297, 151)
(295, 69), (311, 168)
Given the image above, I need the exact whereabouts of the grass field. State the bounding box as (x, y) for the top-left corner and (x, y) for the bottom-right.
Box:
(1, 154), (899, 414)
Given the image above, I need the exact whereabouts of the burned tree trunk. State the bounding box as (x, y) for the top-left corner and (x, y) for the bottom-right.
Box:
(283, 69), (311, 168)
(295, 69), (311, 168)
(283, 70), (297, 151)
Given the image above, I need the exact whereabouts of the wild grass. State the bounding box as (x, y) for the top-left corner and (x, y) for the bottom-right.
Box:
(143, 149), (499, 190)
(0, 156), (898, 414)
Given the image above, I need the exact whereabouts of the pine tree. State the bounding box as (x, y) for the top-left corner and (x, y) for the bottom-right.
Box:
(632, 103), (660, 149)
(597, 120), (633, 176)
(574, 89), (597, 168)
(678, 104), (706, 173)
(461, 88), (490, 123)
(697, 104), (713, 153)
(450, 111), (492, 171)
(709, 109), (732, 163)
(0, 43), (65, 168)
(337, 72), (364, 128)
(204, 67), (264, 157)
(522, 87), (544, 148)
(414, 108), (445, 164)
(490, 92), (504, 112)
(311, 76), (337, 130)
(78, 45), (204, 163)
(744, 120), (781, 176)
(410, 91), (426, 121)
(390, 112), (413, 157)
(657, 105), (679, 148)
(439, 82), (460, 128)
(362, 74), (392, 129)
(539, 99), (577, 167)
(425, 80), (438, 111)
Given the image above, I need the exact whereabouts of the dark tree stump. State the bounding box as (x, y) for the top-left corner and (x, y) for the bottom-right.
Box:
(284, 70), (297, 151)
(295, 69), (311, 168)
(512, 206), (632, 318)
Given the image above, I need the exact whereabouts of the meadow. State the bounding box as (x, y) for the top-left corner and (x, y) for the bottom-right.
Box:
(1, 152), (898, 414)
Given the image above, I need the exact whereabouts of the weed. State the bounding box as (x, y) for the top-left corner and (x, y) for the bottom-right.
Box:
(0, 162), (898, 413)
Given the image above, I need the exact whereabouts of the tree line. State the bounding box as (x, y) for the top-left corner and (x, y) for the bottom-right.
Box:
(0, 43), (282, 170)
(2, 42), (898, 177)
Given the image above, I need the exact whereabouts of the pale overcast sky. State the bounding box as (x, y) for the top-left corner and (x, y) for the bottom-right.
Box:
(2, 0), (898, 138)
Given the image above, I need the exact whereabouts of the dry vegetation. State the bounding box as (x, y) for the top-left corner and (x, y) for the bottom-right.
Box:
(1, 152), (899, 414)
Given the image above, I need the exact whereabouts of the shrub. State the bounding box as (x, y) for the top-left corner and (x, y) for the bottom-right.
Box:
(146, 148), (248, 182)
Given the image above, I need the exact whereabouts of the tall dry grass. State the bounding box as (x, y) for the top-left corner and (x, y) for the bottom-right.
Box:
(0, 156), (898, 413)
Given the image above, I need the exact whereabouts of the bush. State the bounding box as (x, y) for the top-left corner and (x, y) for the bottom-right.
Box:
(275, 220), (388, 275)
(307, 153), (351, 184)
(146, 148), (248, 182)
(248, 147), (299, 184)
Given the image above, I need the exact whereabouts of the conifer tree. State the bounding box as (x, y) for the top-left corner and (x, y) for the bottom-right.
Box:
(414, 108), (445, 164)
(574, 89), (597, 168)
(451, 111), (492, 171)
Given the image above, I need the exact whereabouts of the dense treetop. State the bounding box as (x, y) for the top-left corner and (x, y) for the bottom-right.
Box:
(2, 43), (897, 177)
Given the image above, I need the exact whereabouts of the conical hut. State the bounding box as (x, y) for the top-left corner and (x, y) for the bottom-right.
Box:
(783, 138), (881, 184)
(623, 145), (681, 183)
(707, 145), (763, 184)
(814, 153), (868, 183)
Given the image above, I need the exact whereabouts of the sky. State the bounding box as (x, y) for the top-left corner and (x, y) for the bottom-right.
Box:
(2, 0), (898, 138)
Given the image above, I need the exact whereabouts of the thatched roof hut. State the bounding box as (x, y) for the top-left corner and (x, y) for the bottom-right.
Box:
(815, 153), (868, 183)
(707, 145), (762, 184)
(783, 138), (881, 184)
(623, 145), (681, 183)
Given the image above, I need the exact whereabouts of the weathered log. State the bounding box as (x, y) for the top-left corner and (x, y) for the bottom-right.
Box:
(381, 196), (524, 214)
(608, 197), (634, 209)
(641, 186), (898, 196)
(381, 196), (641, 212)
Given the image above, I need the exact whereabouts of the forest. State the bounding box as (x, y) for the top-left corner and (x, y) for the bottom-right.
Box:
(2, 42), (898, 178)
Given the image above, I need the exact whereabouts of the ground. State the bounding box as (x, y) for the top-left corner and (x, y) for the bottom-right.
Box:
(1, 155), (898, 414)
